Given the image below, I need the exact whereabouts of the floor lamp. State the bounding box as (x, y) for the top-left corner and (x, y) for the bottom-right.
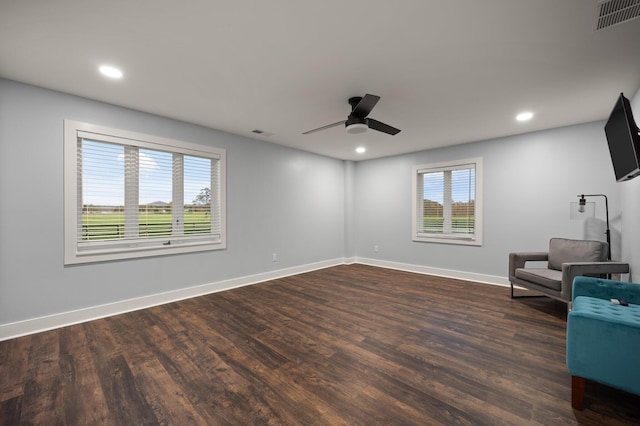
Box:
(569, 193), (611, 260)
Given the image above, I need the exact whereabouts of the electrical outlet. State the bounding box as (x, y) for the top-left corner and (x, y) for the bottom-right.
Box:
(374, 245), (379, 253)
(272, 253), (277, 262)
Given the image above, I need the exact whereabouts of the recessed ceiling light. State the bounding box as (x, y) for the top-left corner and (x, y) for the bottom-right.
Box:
(516, 111), (534, 122)
(356, 147), (366, 154)
(99, 65), (123, 79)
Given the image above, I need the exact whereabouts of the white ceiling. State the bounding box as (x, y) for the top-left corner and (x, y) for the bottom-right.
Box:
(1, 0), (639, 161)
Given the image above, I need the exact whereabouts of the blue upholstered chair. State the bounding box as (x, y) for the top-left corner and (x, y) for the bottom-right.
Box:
(566, 276), (640, 410)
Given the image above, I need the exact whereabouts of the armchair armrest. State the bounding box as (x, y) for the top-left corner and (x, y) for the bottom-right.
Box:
(571, 275), (640, 304)
(509, 252), (548, 281)
(562, 262), (631, 300)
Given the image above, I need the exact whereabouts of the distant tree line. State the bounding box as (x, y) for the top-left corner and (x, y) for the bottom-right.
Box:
(83, 187), (212, 214)
(423, 199), (475, 216)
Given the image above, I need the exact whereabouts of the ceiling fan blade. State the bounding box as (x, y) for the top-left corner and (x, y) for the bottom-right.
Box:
(367, 118), (401, 135)
(351, 94), (380, 118)
(302, 120), (345, 135)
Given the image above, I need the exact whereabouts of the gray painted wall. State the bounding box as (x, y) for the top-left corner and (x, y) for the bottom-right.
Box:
(353, 121), (624, 278)
(621, 88), (640, 280)
(1, 77), (638, 328)
(0, 79), (345, 324)
(343, 161), (356, 258)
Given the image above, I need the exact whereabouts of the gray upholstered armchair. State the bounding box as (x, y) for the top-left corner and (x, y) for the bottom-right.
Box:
(508, 238), (630, 304)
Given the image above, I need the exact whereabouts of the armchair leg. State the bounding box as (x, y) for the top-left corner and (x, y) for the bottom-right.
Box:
(571, 376), (586, 410)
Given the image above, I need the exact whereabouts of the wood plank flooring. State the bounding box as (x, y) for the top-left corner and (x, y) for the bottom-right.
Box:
(1, 264), (639, 425)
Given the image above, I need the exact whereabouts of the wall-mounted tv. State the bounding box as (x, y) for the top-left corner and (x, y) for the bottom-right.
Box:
(604, 93), (640, 182)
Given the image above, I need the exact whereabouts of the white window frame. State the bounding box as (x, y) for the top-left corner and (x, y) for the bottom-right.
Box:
(64, 120), (226, 264)
(412, 158), (482, 246)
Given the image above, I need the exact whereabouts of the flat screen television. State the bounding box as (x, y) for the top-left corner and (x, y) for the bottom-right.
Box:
(604, 93), (640, 182)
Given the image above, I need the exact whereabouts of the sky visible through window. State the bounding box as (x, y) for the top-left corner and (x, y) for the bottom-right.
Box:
(82, 140), (210, 206)
(423, 169), (475, 204)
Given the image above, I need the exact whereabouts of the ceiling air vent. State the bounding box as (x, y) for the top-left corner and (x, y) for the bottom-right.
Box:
(594, 0), (640, 31)
(251, 129), (274, 137)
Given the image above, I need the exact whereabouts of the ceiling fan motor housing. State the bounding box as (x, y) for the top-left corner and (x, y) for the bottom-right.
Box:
(348, 96), (363, 109)
(302, 93), (399, 136)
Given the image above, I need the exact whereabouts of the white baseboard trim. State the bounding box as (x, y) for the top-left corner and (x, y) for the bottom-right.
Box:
(355, 257), (510, 287)
(343, 256), (357, 265)
(0, 258), (345, 342)
(0, 257), (510, 341)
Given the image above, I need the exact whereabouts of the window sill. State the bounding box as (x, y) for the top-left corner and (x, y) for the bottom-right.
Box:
(65, 239), (226, 265)
(413, 234), (482, 246)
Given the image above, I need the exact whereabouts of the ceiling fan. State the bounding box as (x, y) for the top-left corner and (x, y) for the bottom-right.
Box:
(302, 94), (401, 136)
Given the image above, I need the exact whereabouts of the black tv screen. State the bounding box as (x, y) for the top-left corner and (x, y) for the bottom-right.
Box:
(604, 93), (640, 182)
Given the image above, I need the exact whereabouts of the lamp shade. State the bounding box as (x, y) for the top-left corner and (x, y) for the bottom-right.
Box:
(570, 201), (595, 220)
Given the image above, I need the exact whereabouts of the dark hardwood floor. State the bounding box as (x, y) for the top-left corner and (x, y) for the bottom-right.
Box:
(1, 264), (639, 425)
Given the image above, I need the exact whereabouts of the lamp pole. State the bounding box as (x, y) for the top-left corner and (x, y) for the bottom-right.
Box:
(578, 194), (611, 260)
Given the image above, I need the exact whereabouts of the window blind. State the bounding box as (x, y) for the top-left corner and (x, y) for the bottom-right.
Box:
(65, 120), (226, 264)
(79, 140), (125, 241)
(417, 163), (476, 239)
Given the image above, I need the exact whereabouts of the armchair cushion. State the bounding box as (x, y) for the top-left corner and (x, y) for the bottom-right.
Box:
(515, 268), (562, 291)
(572, 295), (640, 328)
(547, 238), (607, 271)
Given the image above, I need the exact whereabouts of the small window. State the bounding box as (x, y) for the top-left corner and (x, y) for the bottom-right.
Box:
(64, 120), (226, 264)
(412, 158), (482, 245)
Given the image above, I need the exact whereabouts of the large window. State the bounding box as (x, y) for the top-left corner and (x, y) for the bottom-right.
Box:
(412, 158), (482, 245)
(64, 120), (226, 264)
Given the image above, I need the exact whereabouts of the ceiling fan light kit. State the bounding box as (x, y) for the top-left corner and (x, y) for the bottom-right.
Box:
(346, 123), (368, 134)
(303, 94), (401, 136)
(345, 116), (368, 134)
